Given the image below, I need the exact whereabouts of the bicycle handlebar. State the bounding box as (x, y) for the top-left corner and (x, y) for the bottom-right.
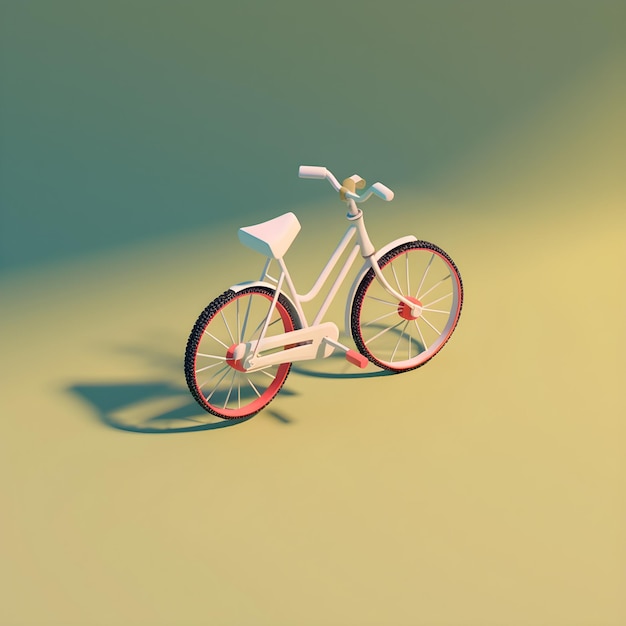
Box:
(298, 165), (394, 202)
(298, 165), (342, 192)
(356, 182), (394, 202)
(298, 165), (328, 179)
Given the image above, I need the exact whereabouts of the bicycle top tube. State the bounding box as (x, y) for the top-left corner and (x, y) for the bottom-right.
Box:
(298, 165), (395, 206)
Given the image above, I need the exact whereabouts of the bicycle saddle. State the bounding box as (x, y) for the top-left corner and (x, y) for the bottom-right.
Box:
(238, 212), (301, 259)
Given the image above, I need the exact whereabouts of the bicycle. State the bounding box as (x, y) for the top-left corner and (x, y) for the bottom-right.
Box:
(184, 166), (463, 419)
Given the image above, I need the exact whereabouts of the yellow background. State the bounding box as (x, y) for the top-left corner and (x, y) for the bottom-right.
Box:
(1, 2), (625, 625)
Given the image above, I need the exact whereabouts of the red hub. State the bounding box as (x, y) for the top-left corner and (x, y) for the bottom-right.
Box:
(226, 344), (246, 372)
(397, 296), (423, 321)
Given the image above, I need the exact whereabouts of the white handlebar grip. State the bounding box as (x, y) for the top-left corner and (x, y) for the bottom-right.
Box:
(372, 182), (395, 201)
(298, 165), (328, 179)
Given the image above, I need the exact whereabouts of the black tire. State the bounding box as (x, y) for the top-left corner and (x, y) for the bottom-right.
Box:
(185, 287), (299, 419)
(351, 241), (463, 372)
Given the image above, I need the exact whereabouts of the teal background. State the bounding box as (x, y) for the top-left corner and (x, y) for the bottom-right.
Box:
(1, 1), (623, 270)
(1, 2), (625, 625)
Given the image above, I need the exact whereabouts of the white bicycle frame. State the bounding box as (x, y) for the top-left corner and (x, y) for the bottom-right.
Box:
(229, 182), (419, 372)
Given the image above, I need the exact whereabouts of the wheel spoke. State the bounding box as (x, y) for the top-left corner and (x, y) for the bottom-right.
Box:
(249, 311), (283, 342)
(246, 377), (262, 397)
(257, 368), (278, 380)
(240, 294), (254, 341)
(365, 319), (405, 346)
(419, 275), (451, 301)
(364, 309), (400, 328)
(203, 331), (229, 350)
(421, 307), (451, 314)
(420, 315), (441, 335)
(249, 317), (265, 341)
(391, 321), (409, 362)
(415, 253), (434, 299)
(422, 291), (452, 308)
(413, 319), (428, 351)
(199, 363), (229, 385)
(195, 362), (223, 374)
(220, 310), (235, 344)
(205, 366), (232, 401)
(196, 353), (227, 360)
(236, 298), (241, 343)
(390, 260), (403, 294)
(223, 370), (237, 408)
(366, 295), (398, 307)
(405, 251), (410, 296)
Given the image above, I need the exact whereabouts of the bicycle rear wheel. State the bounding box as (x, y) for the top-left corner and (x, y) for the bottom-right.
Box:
(351, 241), (463, 372)
(184, 286), (299, 419)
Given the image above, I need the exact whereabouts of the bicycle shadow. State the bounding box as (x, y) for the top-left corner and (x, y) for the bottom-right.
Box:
(69, 342), (298, 433)
(292, 353), (394, 379)
(70, 326), (409, 431)
(71, 380), (298, 433)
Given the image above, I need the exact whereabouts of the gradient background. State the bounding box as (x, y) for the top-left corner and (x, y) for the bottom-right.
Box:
(1, 2), (625, 625)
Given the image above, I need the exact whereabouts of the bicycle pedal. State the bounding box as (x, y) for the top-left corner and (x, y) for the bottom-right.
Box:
(346, 350), (368, 369)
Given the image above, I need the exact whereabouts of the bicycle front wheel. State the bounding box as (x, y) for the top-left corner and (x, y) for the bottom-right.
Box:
(351, 241), (463, 372)
(184, 286), (299, 419)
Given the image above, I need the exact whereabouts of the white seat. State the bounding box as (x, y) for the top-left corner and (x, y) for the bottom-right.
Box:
(238, 212), (301, 259)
